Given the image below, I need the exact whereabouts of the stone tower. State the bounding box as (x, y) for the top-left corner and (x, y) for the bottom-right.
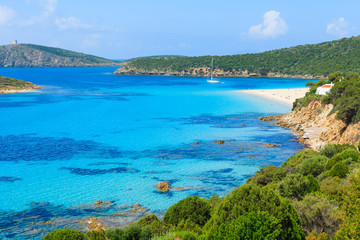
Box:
(12, 40), (18, 45)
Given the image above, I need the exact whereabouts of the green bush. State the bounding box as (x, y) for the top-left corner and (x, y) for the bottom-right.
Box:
(329, 162), (349, 179)
(41, 228), (85, 240)
(175, 231), (198, 240)
(210, 211), (283, 240)
(246, 165), (287, 186)
(278, 174), (319, 200)
(203, 185), (304, 240)
(85, 231), (106, 240)
(292, 193), (339, 236)
(320, 144), (356, 158)
(176, 219), (203, 235)
(296, 155), (328, 177)
(325, 149), (359, 171)
(163, 196), (211, 227)
(137, 214), (169, 236)
(105, 224), (151, 240)
(281, 150), (320, 173)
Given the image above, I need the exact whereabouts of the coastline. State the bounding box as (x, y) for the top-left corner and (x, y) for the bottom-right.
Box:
(0, 88), (43, 94)
(237, 88), (309, 106)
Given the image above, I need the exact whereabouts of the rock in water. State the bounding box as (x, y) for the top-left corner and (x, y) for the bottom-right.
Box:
(264, 143), (282, 147)
(156, 182), (171, 192)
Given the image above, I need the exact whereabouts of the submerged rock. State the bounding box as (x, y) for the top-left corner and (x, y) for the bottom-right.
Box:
(155, 182), (171, 192)
(87, 217), (106, 233)
(264, 143), (282, 147)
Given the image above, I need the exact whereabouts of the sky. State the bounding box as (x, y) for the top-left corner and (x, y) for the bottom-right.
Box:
(0, 0), (360, 59)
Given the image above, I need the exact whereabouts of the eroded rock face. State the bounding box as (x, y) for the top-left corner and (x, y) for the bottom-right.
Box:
(155, 182), (171, 192)
(87, 217), (106, 233)
(261, 101), (360, 150)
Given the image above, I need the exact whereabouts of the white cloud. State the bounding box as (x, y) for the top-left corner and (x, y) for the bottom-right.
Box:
(0, 5), (16, 26)
(42, 0), (57, 17)
(248, 10), (288, 39)
(55, 17), (91, 30)
(327, 18), (349, 37)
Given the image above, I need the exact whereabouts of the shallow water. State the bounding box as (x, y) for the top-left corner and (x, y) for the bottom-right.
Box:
(0, 67), (312, 239)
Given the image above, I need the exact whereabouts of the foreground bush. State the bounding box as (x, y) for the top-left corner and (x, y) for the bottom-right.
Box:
(204, 184), (304, 240)
(320, 144), (356, 159)
(329, 162), (349, 179)
(105, 224), (151, 240)
(41, 228), (85, 240)
(163, 196), (211, 227)
(212, 211), (283, 240)
(85, 231), (106, 240)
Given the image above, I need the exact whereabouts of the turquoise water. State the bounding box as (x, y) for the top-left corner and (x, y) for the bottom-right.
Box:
(0, 67), (312, 238)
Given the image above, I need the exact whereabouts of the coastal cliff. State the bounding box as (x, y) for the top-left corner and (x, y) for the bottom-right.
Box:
(261, 101), (360, 150)
(0, 44), (119, 67)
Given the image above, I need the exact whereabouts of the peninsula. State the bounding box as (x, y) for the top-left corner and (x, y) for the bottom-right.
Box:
(0, 76), (43, 94)
(114, 36), (360, 78)
(0, 42), (120, 67)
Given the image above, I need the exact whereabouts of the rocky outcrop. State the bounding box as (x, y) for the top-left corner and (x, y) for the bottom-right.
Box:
(261, 101), (360, 150)
(264, 143), (282, 147)
(155, 182), (171, 192)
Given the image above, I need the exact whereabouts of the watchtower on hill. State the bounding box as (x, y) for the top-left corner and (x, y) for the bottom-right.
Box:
(12, 40), (18, 45)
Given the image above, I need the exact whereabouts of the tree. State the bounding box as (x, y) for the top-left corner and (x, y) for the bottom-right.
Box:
(163, 196), (211, 227)
(41, 228), (85, 240)
(204, 184), (304, 240)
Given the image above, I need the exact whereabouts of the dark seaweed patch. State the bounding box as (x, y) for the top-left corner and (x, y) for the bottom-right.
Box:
(0, 135), (123, 162)
(0, 176), (22, 182)
(59, 166), (140, 175)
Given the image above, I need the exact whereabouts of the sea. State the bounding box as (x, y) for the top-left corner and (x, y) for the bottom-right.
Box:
(0, 67), (312, 239)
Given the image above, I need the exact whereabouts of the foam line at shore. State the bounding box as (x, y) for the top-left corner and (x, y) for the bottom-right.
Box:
(236, 88), (309, 106)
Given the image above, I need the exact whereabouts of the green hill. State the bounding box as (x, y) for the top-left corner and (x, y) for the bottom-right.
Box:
(115, 36), (360, 77)
(0, 76), (42, 93)
(0, 43), (120, 67)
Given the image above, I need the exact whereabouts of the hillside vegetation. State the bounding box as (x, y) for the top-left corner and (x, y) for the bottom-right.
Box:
(0, 44), (120, 67)
(116, 36), (360, 77)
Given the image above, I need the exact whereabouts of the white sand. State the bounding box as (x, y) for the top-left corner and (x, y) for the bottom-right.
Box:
(237, 88), (309, 106)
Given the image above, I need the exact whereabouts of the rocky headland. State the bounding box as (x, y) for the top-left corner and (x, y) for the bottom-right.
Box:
(260, 101), (360, 150)
(0, 76), (43, 94)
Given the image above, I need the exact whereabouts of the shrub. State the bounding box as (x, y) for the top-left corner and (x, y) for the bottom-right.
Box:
(41, 228), (85, 240)
(210, 211), (283, 240)
(320, 144), (356, 158)
(325, 148), (359, 171)
(105, 224), (151, 240)
(163, 196), (211, 227)
(296, 155), (328, 177)
(85, 231), (106, 240)
(176, 219), (203, 235)
(204, 185), (304, 240)
(292, 193), (339, 235)
(247, 165), (287, 186)
(329, 162), (349, 179)
(278, 174), (319, 200)
(281, 150), (320, 173)
(175, 231), (198, 240)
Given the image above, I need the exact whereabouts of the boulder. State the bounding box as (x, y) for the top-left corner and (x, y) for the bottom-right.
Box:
(264, 143), (282, 147)
(215, 140), (225, 144)
(156, 182), (171, 192)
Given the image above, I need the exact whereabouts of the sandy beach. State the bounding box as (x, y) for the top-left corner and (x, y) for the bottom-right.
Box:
(237, 88), (309, 106)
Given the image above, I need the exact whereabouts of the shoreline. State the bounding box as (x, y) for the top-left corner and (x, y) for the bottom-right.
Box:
(237, 88), (309, 106)
(0, 87), (45, 94)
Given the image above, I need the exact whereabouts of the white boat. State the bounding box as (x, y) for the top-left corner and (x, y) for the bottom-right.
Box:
(207, 57), (220, 83)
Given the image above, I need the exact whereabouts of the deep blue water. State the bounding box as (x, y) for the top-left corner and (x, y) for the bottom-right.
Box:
(0, 67), (312, 239)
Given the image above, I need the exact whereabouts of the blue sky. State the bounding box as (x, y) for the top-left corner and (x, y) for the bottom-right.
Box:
(0, 0), (359, 59)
